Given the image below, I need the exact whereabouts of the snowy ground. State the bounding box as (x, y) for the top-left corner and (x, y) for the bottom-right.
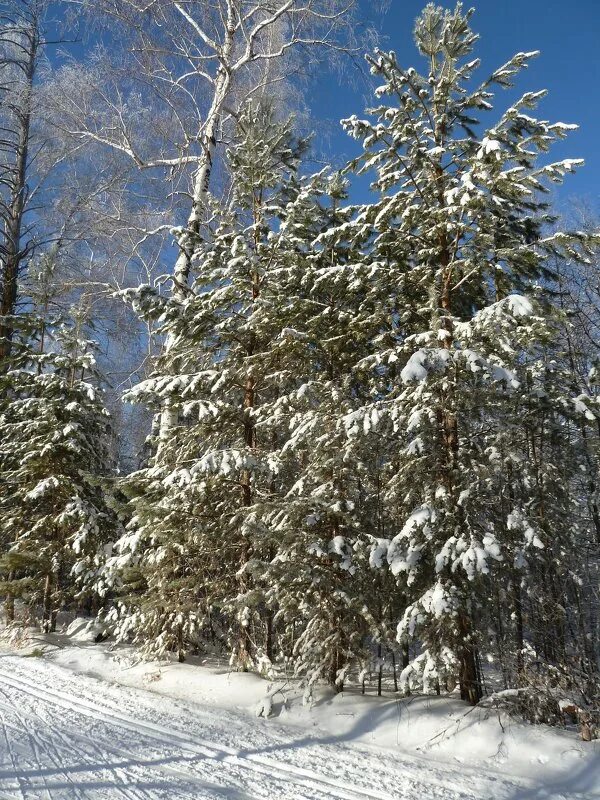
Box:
(0, 627), (598, 799)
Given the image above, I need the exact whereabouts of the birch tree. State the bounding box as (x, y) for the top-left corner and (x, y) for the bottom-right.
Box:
(0, 0), (112, 365)
(55, 0), (371, 441)
(62, 0), (368, 294)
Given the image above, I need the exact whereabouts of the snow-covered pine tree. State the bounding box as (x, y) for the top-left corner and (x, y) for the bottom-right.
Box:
(335, 2), (595, 703)
(0, 258), (119, 630)
(251, 170), (403, 692)
(108, 102), (310, 665)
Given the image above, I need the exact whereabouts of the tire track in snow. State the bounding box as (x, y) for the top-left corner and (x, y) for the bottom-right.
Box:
(0, 684), (149, 800)
(0, 702), (29, 800)
(0, 688), (251, 800)
(0, 657), (556, 800)
(0, 666), (431, 800)
(0, 684), (94, 800)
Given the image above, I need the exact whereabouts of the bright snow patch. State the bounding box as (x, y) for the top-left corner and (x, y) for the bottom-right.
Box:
(0, 627), (597, 799)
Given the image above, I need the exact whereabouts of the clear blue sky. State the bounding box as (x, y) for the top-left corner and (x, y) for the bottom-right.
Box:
(311, 0), (600, 211)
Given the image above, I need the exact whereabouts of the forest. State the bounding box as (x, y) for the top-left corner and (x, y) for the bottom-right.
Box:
(0, 0), (599, 733)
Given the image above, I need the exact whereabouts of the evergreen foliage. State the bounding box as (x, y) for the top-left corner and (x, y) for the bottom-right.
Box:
(332, 1), (596, 702)
(106, 103), (312, 665)
(0, 261), (119, 631)
(0, 3), (598, 721)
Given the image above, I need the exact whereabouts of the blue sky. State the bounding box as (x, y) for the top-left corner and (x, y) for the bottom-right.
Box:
(46, 1), (599, 211)
(311, 0), (600, 210)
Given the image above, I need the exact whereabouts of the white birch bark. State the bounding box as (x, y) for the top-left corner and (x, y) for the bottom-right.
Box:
(60, 0), (365, 450)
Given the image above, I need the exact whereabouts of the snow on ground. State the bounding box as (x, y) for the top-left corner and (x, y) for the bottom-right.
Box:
(0, 624), (598, 799)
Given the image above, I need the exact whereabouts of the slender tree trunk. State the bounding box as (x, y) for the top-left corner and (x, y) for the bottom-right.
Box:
(434, 147), (481, 705)
(265, 608), (274, 662)
(391, 649), (398, 693)
(171, 64), (232, 297)
(1, 9), (39, 625)
(157, 18), (235, 449)
(42, 572), (52, 633)
(514, 582), (524, 682)
(4, 580), (14, 624)
(401, 637), (410, 670)
(581, 422), (600, 545)
(458, 613), (481, 704)
(0, 16), (37, 368)
(177, 623), (185, 663)
(236, 190), (264, 671)
(329, 646), (343, 692)
(433, 143), (482, 703)
(440, 234), (480, 704)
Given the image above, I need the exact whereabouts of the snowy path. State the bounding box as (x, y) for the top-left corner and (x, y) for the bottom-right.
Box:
(0, 655), (591, 799)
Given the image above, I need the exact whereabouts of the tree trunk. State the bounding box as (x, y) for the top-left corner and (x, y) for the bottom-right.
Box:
(401, 637), (410, 670)
(391, 649), (398, 693)
(329, 648), (343, 692)
(458, 614), (481, 705)
(265, 608), (274, 662)
(4, 576), (15, 624)
(435, 155), (483, 703)
(42, 572), (52, 633)
(157, 18), (235, 449)
(514, 582), (524, 682)
(0, 13), (37, 368)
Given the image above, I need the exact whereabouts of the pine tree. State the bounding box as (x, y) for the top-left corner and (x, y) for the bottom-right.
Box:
(254, 170), (401, 692)
(0, 260), (119, 630)
(108, 103), (310, 664)
(333, 2), (595, 703)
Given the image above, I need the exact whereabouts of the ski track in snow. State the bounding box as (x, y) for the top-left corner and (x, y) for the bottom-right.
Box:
(0, 655), (586, 800)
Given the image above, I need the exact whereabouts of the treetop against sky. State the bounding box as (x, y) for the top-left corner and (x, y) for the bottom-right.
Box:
(44, 1), (598, 208)
(315, 0), (599, 206)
